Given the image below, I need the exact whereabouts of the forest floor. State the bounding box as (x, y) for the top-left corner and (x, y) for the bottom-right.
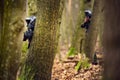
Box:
(52, 45), (104, 80)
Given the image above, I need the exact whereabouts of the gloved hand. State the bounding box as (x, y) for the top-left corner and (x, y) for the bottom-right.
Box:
(81, 24), (85, 28)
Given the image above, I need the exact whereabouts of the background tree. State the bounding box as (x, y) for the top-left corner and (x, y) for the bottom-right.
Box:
(84, 0), (104, 59)
(21, 0), (64, 80)
(71, 0), (87, 54)
(103, 0), (120, 79)
(58, 0), (82, 59)
(0, 0), (26, 80)
(0, 0), (3, 39)
(68, 0), (94, 56)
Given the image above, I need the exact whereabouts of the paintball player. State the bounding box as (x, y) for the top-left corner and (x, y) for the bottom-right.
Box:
(23, 16), (36, 48)
(81, 10), (92, 33)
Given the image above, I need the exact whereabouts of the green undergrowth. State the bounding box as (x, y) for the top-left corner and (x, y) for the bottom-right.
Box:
(66, 47), (90, 71)
(75, 54), (90, 72)
(66, 47), (77, 57)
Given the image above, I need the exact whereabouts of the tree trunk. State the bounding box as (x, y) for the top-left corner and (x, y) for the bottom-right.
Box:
(84, 0), (104, 59)
(22, 0), (63, 80)
(71, 0), (94, 54)
(71, 0), (85, 53)
(103, 0), (120, 80)
(60, 0), (80, 47)
(0, 0), (26, 80)
(0, 0), (4, 36)
(28, 0), (37, 16)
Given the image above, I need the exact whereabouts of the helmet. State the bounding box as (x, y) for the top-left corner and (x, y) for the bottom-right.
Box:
(30, 16), (36, 22)
(25, 17), (31, 24)
(84, 10), (92, 18)
(25, 16), (36, 24)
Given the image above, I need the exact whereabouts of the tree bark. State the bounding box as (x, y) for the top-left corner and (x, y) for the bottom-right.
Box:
(103, 0), (120, 80)
(0, 0), (26, 80)
(71, 0), (94, 54)
(84, 0), (104, 59)
(0, 0), (4, 35)
(71, 0), (84, 53)
(28, 0), (37, 16)
(22, 0), (63, 80)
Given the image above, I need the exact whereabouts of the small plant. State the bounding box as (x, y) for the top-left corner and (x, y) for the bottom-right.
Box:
(82, 58), (90, 69)
(75, 54), (90, 71)
(66, 47), (77, 57)
(75, 61), (82, 71)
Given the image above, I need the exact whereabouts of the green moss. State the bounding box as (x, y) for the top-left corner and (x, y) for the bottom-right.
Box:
(22, 42), (28, 54)
(21, 42), (28, 63)
(28, 0), (37, 16)
(19, 65), (34, 80)
(0, 0), (26, 80)
(20, 0), (63, 80)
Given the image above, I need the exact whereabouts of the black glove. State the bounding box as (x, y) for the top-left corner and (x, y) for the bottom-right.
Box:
(81, 24), (85, 28)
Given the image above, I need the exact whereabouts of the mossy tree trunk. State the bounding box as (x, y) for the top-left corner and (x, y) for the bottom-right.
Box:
(84, 0), (104, 59)
(22, 0), (63, 80)
(59, 0), (74, 47)
(28, 0), (37, 16)
(0, 0), (26, 80)
(71, 0), (85, 53)
(0, 0), (4, 37)
(103, 0), (120, 80)
(71, 0), (94, 54)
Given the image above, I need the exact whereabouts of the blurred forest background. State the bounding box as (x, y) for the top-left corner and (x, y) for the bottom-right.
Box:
(0, 0), (120, 80)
